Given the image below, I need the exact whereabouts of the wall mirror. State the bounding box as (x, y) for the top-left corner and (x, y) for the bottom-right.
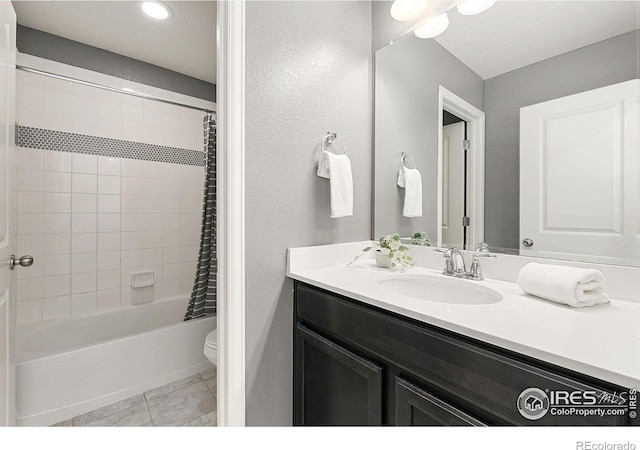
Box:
(374, 0), (640, 267)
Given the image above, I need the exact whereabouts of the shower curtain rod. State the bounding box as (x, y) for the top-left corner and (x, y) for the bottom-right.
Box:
(16, 65), (215, 114)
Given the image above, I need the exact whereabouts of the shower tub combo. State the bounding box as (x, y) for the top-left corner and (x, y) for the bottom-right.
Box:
(15, 296), (215, 426)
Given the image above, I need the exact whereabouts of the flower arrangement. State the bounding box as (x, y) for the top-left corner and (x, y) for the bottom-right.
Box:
(347, 233), (414, 269)
(410, 232), (431, 246)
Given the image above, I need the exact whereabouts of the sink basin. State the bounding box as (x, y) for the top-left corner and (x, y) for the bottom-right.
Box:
(377, 274), (503, 305)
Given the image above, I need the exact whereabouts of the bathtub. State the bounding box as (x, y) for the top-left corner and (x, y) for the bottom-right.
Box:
(15, 296), (215, 426)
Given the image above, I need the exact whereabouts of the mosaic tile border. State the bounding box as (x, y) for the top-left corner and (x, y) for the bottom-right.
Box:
(16, 125), (205, 167)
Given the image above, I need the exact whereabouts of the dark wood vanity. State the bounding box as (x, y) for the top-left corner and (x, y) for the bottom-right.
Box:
(293, 281), (638, 426)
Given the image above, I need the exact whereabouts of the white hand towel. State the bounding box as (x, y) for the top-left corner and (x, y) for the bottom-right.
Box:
(317, 151), (330, 179)
(397, 166), (422, 217)
(317, 151), (353, 218)
(516, 262), (610, 308)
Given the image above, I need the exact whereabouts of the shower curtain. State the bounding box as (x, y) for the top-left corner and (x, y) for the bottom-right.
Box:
(184, 112), (217, 320)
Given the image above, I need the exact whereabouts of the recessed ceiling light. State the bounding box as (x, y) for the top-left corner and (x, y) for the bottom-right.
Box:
(141, 1), (173, 20)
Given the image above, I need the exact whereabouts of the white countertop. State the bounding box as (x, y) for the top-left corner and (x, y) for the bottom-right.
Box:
(288, 255), (640, 389)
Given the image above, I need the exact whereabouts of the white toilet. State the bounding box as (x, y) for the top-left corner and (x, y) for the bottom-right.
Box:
(204, 329), (217, 366)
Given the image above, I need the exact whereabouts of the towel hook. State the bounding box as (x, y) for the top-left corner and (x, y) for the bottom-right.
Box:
(401, 151), (416, 169)
(322, 132), (347, 155)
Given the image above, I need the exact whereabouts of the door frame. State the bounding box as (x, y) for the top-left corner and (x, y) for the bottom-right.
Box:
(217, 0), (246, 426)
(437, 86), (485, 250)
(1, 0), (17, 426)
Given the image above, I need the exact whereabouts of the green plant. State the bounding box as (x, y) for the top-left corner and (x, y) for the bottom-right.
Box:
(410, 232), (431, 246)
(377, 233), (414, 268)
(347, 233), (414, 269)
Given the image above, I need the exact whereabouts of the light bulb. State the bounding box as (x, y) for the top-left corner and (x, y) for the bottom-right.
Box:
(456, 0), (497, 16)
(141, 1), (172, 20)
(414, 13), (449, 39)
(390, 0), (429, 22)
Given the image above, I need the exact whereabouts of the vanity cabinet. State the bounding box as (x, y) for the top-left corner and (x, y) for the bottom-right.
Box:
(394, 377), (486, 426)
(295, 325), (383, 425)
(293, 282), (636, 426)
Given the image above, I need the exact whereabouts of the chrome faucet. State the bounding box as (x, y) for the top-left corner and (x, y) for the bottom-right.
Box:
(435, 246), (496, 280)
(443, 247), (467, 278)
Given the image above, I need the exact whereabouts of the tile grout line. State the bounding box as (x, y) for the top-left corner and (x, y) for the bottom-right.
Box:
(146, 373), (208, 427)
(198, 372), (216, 404)
(202, 372), (217, 401)
(145, 397), (155, 427)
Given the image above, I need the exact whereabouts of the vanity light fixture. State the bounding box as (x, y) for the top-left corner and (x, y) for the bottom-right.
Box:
(456, 0), (497, 16)
(141, 1), (173, 20)
(414, 13), (449, 39)
(390, 0), (429, 22)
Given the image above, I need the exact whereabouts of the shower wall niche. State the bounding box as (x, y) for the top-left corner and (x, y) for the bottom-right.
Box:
(14, 53), (216, 324)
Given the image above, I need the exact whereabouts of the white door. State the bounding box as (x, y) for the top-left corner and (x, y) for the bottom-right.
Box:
(520, 80), (639, 265)
(0, 1), (16, 427)
(441, 122), (465, 248)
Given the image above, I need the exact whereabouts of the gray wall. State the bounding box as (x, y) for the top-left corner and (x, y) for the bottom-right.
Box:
(245, 1), (372, 425)
(17, 25), (216, 102)
(484, 30), (639, 251)
(374, 34), (483, 240)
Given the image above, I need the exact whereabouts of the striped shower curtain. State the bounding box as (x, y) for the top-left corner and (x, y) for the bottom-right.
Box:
(184, 113), (217, 320)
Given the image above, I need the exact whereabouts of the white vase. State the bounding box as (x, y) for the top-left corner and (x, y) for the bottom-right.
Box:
(374, 250), (392, 268)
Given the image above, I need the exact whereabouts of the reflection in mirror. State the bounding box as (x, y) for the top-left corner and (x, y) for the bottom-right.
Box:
(374, 0), (640, 266)
(437, 86), (486, 251)
(441, 111), (467, 249)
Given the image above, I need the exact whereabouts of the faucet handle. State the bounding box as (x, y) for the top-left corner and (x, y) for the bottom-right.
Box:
(433, 247), (456, 275)
(472, 252), (496, 258)
(433, 248), (452, 258)
(468, 252), (496, 280)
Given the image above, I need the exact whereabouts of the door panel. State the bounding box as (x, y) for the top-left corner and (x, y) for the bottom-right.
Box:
(442, 122), (465, 248)
(295, 324), (383, 426)
(0, 1), (16, 427)
(520, 80), (638, 264)
(395, 377), (486, 426)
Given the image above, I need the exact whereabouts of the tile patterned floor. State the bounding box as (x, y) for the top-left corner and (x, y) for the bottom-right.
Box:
(52, 365), (217, 427)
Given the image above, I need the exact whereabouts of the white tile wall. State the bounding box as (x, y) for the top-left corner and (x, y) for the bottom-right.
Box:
(17, 53), (213, 152)
(16, 53), (214, 324)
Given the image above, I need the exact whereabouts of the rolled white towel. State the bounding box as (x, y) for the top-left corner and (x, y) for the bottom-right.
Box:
(516, 262), (610, 308)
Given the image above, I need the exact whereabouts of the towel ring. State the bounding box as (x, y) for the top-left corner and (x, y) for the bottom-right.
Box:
(322, 132), (347, 155)
(401, 152), (416, 169)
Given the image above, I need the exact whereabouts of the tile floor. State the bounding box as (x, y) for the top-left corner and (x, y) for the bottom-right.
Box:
(52, 365), (217, 427)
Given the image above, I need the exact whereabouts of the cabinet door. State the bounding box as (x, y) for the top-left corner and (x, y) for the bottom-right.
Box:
(395, 377), (486, 426)
(295, 324), (383, 426)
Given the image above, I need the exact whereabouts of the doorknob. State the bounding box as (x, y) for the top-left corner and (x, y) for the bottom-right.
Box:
(9, 255), (34, 270)
(522, 238), (534, 248)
